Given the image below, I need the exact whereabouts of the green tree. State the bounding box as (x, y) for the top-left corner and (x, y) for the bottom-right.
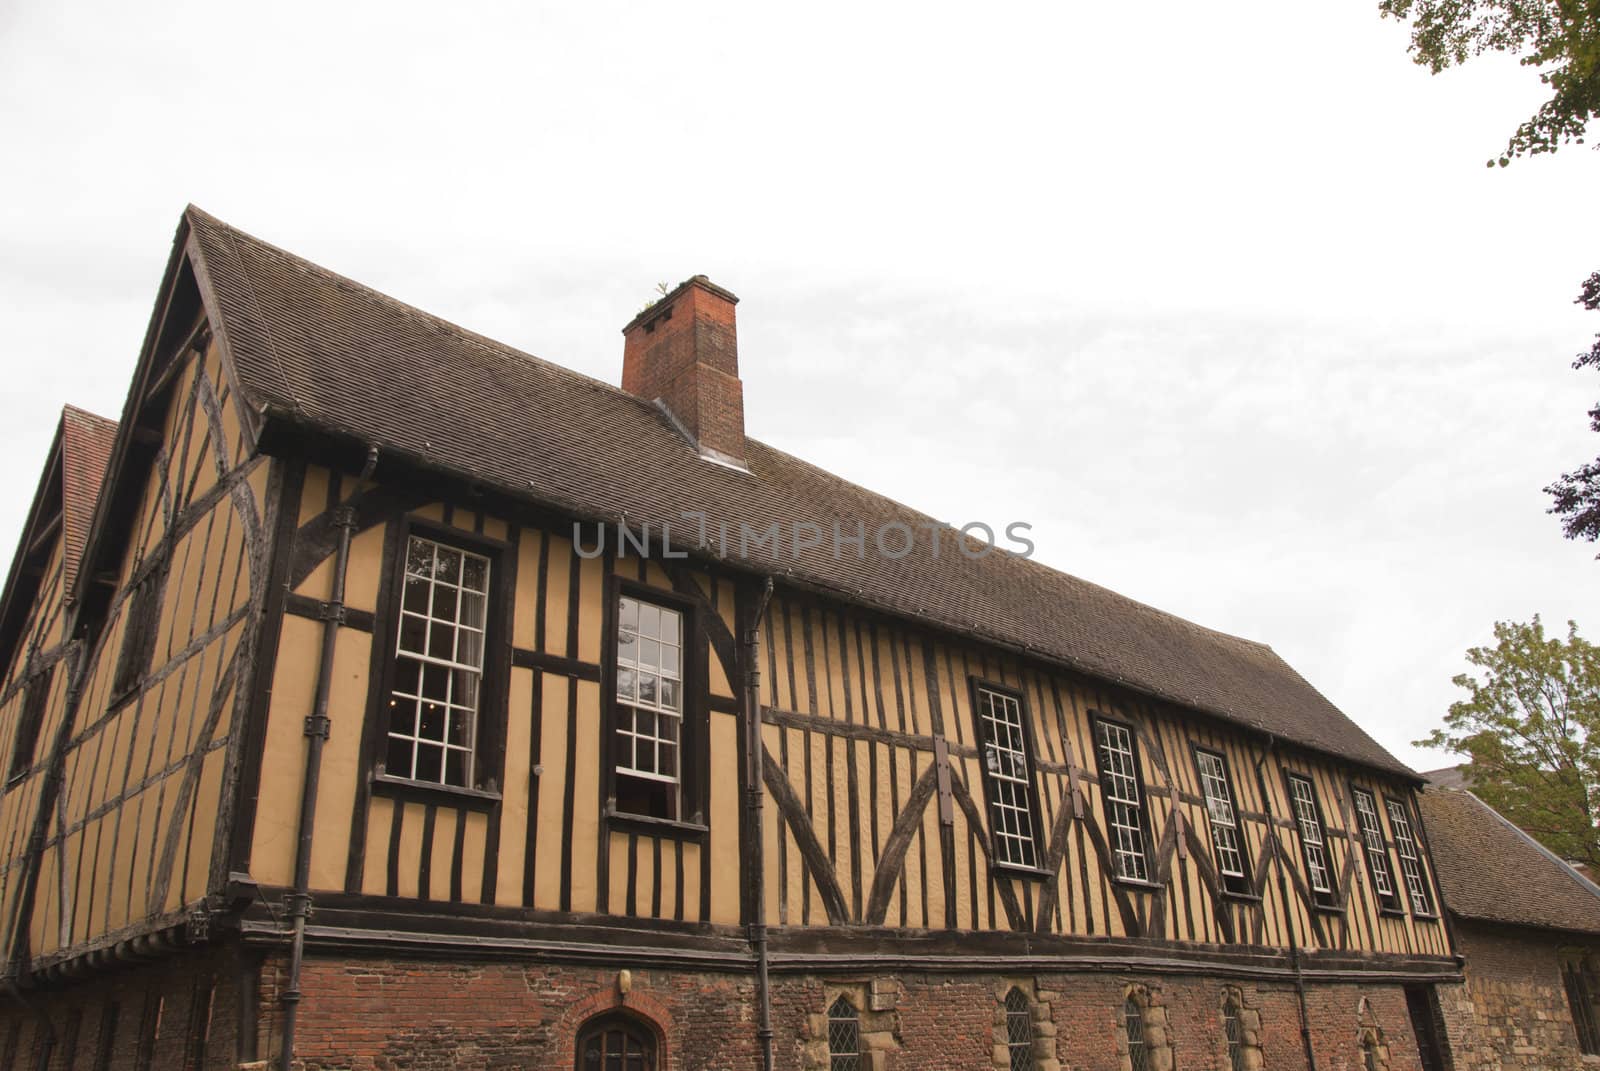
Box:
(1418, 617), (1600, 868)
(1379, 0), (1600, 165)
(1547, 272), (1600, 542)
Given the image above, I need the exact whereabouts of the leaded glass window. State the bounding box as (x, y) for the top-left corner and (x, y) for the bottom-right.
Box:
(828, 997), (860, 1071)
(1004, 988), (1034, 1071)
(1224, 994), (1244, 1071)
(1353, 787), (1402, 912)
(1096, 720), (1149, 882)
(976, 686), (1039, 868)
(1385, 797), (1434, 915)
(1125, 997), (1150, 1071)
(387, 536), (489, 787)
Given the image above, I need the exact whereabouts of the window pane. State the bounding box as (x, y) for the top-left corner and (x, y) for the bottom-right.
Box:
(444, 750), (466, 788)
(460, 591), (486, 630)
(414, 745), (443, 784)
(399, 614), (426, 655)
(403, 575), (429, 612)
(435, 547), (461, 585)
(393, 658), (420, 697)
(386, 734), (414, 779)
(462, 555), (488, 592)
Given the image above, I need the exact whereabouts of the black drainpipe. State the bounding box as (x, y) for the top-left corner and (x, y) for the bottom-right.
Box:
(742, 577), (775, 1071)
(1252, 733), (1317, 1071)
(278, 446), (373, 1071)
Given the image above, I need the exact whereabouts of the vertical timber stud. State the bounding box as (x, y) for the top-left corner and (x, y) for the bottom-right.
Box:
(933, 736), (957, 929)
(742, 578), (775, 1071)
(279, 453), (367, 1071)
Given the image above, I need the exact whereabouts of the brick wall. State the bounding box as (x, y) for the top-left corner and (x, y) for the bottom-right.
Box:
(277, 955), (1443, 1071)
(0, 945), (1465, 1070)
(1437, 920), (1596, 1071)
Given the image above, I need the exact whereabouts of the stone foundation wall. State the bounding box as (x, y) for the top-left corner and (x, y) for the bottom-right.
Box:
(1438, 921), (1597, 1071)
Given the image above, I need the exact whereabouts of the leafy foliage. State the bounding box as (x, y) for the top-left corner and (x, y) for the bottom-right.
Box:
(1418, 618), (1600, 868)
(1547, 272), (1600, 542)
(1379, 0), (1600, 165)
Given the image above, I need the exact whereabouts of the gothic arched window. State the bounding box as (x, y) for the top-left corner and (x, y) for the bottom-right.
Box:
(1125, 997), (1150, 1071)
(828, 997), (860, 1071)
(1224, 993), (1245, 1071)
(1004, 988), (1034, 1071)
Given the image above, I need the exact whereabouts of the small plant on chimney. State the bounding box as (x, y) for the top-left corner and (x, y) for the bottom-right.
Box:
(637, 281), (671, 315)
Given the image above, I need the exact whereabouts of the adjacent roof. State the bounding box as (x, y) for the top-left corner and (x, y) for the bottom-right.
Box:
(1423, 765), (1468, 790)
(1420, 787), (1600, 935)
(179, 205), (1412, 778)
(0, 405), (117, 675)
(59, 406), (118, 592)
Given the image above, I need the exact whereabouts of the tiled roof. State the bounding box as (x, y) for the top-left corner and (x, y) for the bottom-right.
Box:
(1422, 765), (1467, 790)
(1419, 787), (1600, 935)
(59, 406), (117, 592)
(180, 205), (1412, 778)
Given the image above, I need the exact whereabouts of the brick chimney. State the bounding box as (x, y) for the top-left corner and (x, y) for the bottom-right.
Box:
(621, 275), (745, 468)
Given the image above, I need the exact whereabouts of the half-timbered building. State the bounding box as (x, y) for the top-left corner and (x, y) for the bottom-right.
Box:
(0, 207), (1463, 1070)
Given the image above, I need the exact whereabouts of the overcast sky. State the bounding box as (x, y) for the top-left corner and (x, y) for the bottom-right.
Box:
(2, 0), (1596, 771)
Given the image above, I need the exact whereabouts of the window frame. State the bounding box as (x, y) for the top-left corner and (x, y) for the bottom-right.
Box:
(1189, 743), (1255, 898)
(1384, 793), (1437, 919)
(366, 518), (512, 805)
(1222, 992), (1245, 1071)
(968, 677), (1047, 876)
(1349, 782), (1405, 916)
(6, 663), (56, 787)
(110, 566), (167, 705)
(1563, 956), (1600, 1056)
(575, 1011), (658, 1071)
(601, 575), (708, 839)
(1091, 712), (1156, 887)
(1282, 770), (1341, 910)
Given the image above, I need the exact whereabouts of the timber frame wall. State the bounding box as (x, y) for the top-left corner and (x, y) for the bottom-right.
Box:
(218, 451), (1456, 982)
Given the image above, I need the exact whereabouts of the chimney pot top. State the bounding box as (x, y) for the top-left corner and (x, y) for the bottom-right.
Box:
(621, 274), (739, 335)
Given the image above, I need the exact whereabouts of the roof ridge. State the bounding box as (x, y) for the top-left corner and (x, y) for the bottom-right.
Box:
(185, 205), (639, 404)
(61, 404), (117, 429)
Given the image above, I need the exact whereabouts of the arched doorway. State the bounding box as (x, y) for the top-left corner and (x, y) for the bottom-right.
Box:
(576, 1011), (658, 1071)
